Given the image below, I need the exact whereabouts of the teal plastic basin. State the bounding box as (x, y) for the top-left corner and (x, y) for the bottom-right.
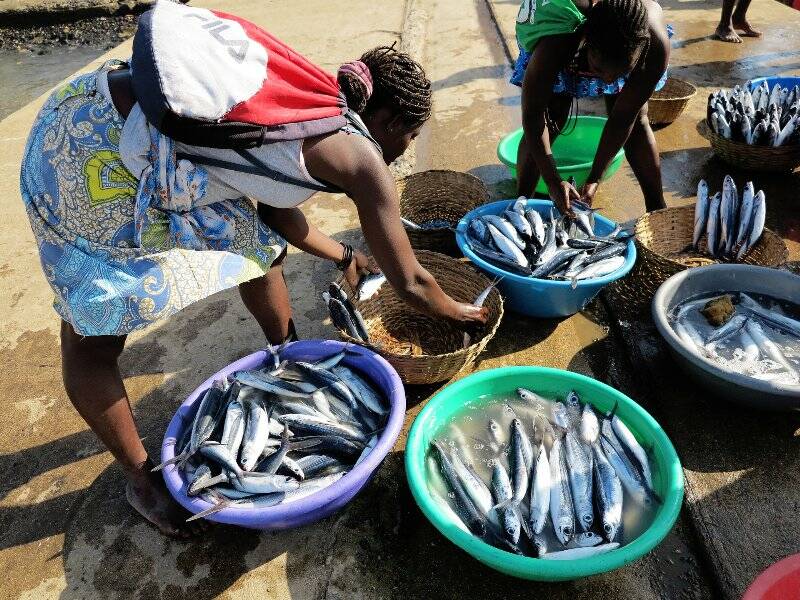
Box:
(497, 116), (626, 194)
(405, 366), (684, 581)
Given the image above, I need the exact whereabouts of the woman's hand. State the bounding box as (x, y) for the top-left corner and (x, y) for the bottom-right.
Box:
(547, 179), (580, 215)
(580, 181), (599, 207)
(449, 302), (489, 324)
(343, 249), (379, 288)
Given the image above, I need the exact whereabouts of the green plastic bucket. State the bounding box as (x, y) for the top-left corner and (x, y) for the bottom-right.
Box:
(405, 366), (684, 581)
(497, 116), (626, 195)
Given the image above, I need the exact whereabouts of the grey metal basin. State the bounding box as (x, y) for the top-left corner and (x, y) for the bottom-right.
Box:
(652, 264), (800, 411)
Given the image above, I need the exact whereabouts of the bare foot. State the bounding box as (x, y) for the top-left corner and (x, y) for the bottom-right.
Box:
(733, 18), (762, 37)
(715, 25), (742, 43)
(125, 459), (209, 538)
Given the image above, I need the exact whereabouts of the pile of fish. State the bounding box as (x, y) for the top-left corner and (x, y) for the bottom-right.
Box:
(707, 82), (800, 146)
(154, 346), (388, 521)
(323, 277), (386, 343)
(464, 198), (630, 286)
(402, 217), (454, 230)
(428, 388), (658, 559)
(671, 292), (800, 385)
(691, 176), (766, 260)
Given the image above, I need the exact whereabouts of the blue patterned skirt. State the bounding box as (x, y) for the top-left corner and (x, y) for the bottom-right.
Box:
(20, 68), (286, 336)
(510, 25), (674, 97)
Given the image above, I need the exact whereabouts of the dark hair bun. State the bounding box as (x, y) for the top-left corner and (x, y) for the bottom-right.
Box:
(338, 70), (370, 113)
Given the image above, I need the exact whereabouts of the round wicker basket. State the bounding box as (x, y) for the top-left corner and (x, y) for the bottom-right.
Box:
(398, 170), (490, 256)
(700, 120), (800, 172)
(336, 251), (504, 385)
(605, 204), (788, 317)
(648, 77), (697, 125)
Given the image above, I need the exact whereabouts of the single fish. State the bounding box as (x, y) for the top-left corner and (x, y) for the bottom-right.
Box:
(525, 209), (546, 247)
(483, 215), (526, 250)
(450, 448), (494, 518)
(600, 420), (656, 507)
(532, 248), (583, 279)
(592, 442), (623, 543)
(580, 404), (600, 445)
(510, 419), (530, 504)
(706, 314), (748, 343)
(720, 175), (738, 257)
(609, 404), (653, 490)
(574, 531), (604, 547)
(528, 443), (551, 535)
(549, 433), (575, 545)
(551, 401), (571, 430)
(705, 192), (722, 257)
(431, 441), (487, 536)
(356, 272), (387, 301)
(486, 223), (529, 267)
(565, 391), (582, 428)
(463, 281), (497, 348)
(323, 292), (364, 341)
(490, 463), (521, 544)
(517, 387), (548, 408)
(220, 398), (246, 456)
(278, 413), (367, 443)
(744, 319), (798, 378)
(541, 543), (620, 560)
(504, 209), (533, 240)
(738, 190), (765, 260)
(401, 216), (422, 230)
(738, 293), (800, 338)
(240, 398), (271, 471)
(572, 256), (626, 283)
(564, 429), (594, 532)
(733, 181), (755, 257)
(468, 239), (534, 276)
(692, 179), (709, 250)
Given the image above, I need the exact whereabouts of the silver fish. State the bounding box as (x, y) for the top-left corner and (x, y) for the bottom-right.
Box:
(541, 543), (620, 560)
(738, 190), (765, 260)
(720, 175), (738, 257)
(401, 216), (422, 230)
(525, 209), (546, 247)
(486, 223), (529, 267)
(220, 399), (246, 456)
(738, 293), (800, 338)
(490, 463), (521, 544)
(240, 398), (270, 471)
(733, 181), (755, 256)
(705, 192), (722, 257)
(549, 433), (575, 545)
(600, 420), (656, 506)
(356, 272), (387, 301)
(529, 443), (551, 535)
(432, 441), (487, 536)
(692, 179), (709, 250)
(463, 281), (497, 348)
(483, 215), (526, 250)
(510, 419), (530, 504)
(574, 531), (603, 547)
(565, 391), (582, 428)
(552, 401), (571, 430)
(323, 292), (365, 342)
(706, 314), (748, 343)
(232, 471), (301, 495)
(564, 430), (594, 532)
(278, 413), (367, 443)
(572, 256), (626, 283)
(744, 319), (798, 378)
(296, 454), (347, 478)
(331, 365), (387, 416)
(609, 407), (653, 490)
(504, 209), (533, 240)
(592, 443), (623, 542)
(580, 404), (600, 445)
(450, 448), (494, 517)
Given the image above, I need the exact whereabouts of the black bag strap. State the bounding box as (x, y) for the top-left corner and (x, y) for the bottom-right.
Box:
(174, 150), (339, 194)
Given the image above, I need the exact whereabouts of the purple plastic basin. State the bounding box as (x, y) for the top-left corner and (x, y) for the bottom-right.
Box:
(160, 340), (406, 530)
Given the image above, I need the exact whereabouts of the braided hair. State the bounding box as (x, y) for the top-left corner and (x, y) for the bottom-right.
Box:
(338, 44), (432, 129)
(584, 0), (651, 71)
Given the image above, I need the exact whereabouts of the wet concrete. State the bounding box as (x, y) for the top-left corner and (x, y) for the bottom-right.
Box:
(0, 0), (798, 598)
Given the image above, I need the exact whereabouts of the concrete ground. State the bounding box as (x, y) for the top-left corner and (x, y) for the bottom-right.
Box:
(0, 0), (798, 598)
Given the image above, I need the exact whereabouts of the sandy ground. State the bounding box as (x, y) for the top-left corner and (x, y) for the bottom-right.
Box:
(0, 0), (798, 598)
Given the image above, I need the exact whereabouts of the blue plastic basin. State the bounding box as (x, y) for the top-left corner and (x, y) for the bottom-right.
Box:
(455, 199), (636, 318)
(747, 76), (800, 92)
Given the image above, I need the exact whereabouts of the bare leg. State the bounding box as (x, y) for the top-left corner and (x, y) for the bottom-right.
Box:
(715, 0), (742, 43)
(604, 96), (666, 212)
(238, 249), (296, 345)
(732, 0), (761, 37)
(516, 94), (573, 197)
(60, 321), (205, 537)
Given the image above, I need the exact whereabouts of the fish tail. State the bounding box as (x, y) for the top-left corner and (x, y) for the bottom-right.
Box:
(186, 498), (234, 522)
(606, 401), (619, 419)
(150, 450), (187, 472)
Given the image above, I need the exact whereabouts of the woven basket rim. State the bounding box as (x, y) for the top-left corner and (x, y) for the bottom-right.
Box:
(634, 204), (789, 268)
(336, 251), (504, 361)
(651, 77), (698, 102)
(701, 119), (800, 156)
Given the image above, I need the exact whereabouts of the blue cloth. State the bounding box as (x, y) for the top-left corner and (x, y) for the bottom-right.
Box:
(510, 25), (674, 97)
(20, 66), (286, 336)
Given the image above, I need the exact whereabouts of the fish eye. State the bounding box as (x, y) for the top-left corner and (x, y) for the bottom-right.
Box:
(604, 524), (613, 533)
(564, 527), (572, 536)
(583, 515), (593, 524)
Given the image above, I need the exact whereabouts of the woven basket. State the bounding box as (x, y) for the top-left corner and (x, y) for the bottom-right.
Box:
(605, 204), (788, 317)
(398, 170), (490, 256)
(648, 77), (697, 125)
(335, 251), (504, 385)
(700, 120), (800, 172)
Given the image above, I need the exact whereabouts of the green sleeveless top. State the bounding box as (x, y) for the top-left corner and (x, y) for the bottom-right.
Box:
(515, 0), (586, 53)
